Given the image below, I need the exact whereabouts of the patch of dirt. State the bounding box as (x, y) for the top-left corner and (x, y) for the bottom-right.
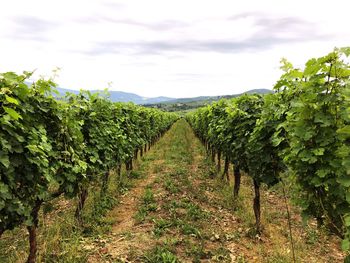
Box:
(87, 170), (159, 262)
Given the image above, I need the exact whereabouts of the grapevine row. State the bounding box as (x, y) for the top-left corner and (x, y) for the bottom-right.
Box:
(186, 47), (350, 255)
(0, 71), (178, 263)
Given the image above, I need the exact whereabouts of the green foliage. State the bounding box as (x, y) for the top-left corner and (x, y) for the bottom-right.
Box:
(186, 47), (350, 253)
(187, 94), (263, 172)
(0, 71), (85, 233)
(0, 70), (178, 258)
(143, 188), (156, 205)
(143, 245), (179, 263)
(278, 48), (350, 245)
(135, 188), (158, 223)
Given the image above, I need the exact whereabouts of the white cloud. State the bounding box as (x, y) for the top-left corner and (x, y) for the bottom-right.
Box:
(1, 0), (350, 98)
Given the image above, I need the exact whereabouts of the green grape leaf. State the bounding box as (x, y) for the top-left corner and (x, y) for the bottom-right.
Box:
(5, 95), (19, 105)
(3, 106), (22, 120)
(0, 152), (10, 168)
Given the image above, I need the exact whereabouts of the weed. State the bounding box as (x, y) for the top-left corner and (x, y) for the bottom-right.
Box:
(135, 188), (157, 223)
(143, 245), (179, 263)
(185, 203), (208, 221)
(143, 188), (156, 205)
(153, 219), (174, 237)
(180, 222), (201, 238)
(185, 241), (210, 262)
(164, 179), (179, 194)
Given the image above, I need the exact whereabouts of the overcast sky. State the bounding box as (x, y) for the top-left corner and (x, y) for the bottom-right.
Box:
(1, 0), (349, 98)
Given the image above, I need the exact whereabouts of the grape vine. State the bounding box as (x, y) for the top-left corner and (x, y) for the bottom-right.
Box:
(187, 47), (350, 258)
(0, 72), (177, 263)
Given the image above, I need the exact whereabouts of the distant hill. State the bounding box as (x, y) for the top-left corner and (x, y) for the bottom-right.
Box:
(243, 89), (272, 95)
(155, 89), (272, 105)
(143, 88), (273, 112)
(55, 88), (174, 104)
(54, 87), (271, 105)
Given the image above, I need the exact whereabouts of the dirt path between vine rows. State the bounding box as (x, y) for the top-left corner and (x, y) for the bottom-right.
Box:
(87, 172), (158, 262)
(86, 156), (167, 262)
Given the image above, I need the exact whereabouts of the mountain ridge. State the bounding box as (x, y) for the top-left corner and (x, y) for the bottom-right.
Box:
(55, 87), (271, 105)
(55, 88), (174, 104)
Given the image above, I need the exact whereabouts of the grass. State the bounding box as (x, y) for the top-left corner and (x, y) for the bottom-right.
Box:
(135, 187), (158, 223)
(143, 244), (179, 263)
(163, 178), (180, 194)
(152, 218), (174, 237)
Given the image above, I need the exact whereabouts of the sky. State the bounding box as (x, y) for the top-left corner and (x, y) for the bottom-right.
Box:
(1, 0), (350, 98)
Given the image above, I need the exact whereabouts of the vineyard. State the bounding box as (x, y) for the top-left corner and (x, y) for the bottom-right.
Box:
(0, 48), (350, 262)
(0, 72), (177, 262)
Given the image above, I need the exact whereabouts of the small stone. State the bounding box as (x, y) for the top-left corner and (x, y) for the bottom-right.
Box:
(255, 234), (262, 241)
(82, 244), (95, 251)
